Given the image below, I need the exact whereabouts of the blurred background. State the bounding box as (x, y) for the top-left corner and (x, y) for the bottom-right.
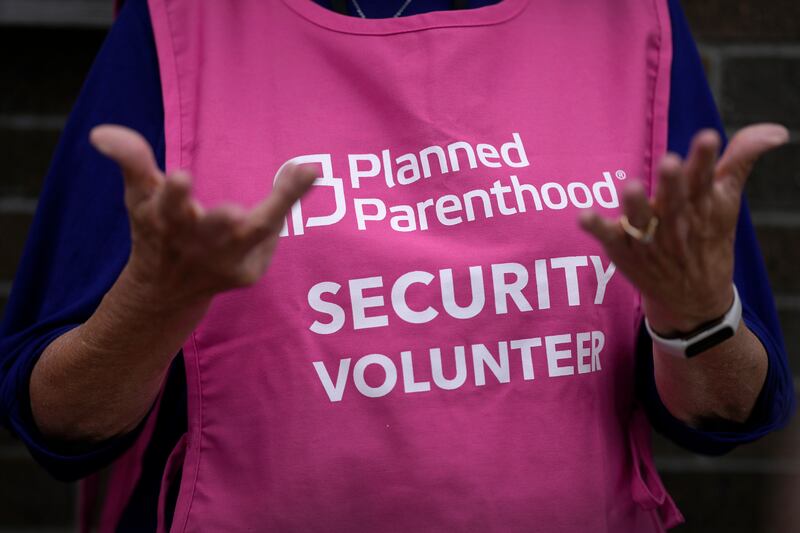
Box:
(0, 0), (798, 531)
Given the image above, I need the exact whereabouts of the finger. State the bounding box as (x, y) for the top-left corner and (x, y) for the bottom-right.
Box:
(156, 171), (200, 231)
(90, 125), (164, 205)
(621, 179), (654, 230)
(654, 153), (687, 225)
(244, 163), (318, 240)
(685, 129), (721, 199)
(196, 203), (247, 244)
(653, 153), (692, 254)
(715, 123), (789, 192)
(579, 210), (623, 248)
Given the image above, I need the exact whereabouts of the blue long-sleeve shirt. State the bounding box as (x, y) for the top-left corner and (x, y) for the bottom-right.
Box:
(0, 0), (795, 530)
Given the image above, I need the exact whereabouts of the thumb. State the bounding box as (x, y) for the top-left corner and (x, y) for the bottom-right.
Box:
(245, 163), (318, 239)
(90, 124), (165, 205)
(715, 123), (789, 191)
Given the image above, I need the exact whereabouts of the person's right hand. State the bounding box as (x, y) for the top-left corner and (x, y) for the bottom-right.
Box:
(90, 125), (316, 310)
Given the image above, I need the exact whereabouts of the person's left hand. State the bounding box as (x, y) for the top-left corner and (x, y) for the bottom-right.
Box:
(579, 123), (789, 336)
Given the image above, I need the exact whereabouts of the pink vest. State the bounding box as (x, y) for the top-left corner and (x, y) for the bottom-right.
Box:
(87, 1), (684, 531)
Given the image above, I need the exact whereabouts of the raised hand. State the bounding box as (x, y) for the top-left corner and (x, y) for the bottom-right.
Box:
(579, 123), (789, 336)
(90, 124), (316, 309)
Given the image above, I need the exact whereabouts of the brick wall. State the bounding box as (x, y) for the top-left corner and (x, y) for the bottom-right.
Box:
(1, 2), (111, 530)
(0, 1), (797, 531)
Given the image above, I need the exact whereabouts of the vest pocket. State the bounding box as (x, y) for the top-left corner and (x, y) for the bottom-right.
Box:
(157, 433), (188, 533)
(628, 406), (684, 528)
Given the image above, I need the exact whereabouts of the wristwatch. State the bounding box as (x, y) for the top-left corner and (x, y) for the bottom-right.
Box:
(645, 284), (742, 358)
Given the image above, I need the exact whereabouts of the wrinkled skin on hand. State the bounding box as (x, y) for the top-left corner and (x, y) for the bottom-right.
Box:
(579, 123), (789, 336)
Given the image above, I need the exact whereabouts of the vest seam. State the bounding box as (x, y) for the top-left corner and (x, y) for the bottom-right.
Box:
(638, 0), (681, 529)
(148, 0), (199, 530)
(165, 2), (184, 173)
(279, 0), (529, 36)
(648, 0), (663, 200)
(176, 330), (203, 533)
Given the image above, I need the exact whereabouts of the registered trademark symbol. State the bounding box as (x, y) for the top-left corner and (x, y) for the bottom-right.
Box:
(615, 170), (627, 180)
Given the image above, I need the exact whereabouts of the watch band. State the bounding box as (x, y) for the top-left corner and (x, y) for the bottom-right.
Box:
(645, 284), (742, 358)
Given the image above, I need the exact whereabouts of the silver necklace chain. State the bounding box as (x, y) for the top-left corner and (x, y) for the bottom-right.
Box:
(351, 0), (414, 18)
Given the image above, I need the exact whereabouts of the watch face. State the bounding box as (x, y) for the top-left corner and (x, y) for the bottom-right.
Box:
(685, 327), (736, 358)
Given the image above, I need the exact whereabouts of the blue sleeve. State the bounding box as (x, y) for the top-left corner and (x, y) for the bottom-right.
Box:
(636, 0), (796, 455)
(0, 0), (166, 481)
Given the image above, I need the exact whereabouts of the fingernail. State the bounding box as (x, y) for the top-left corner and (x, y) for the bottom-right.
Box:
(577, 209), (595, 226)
(171, 170), (191, 183)
(89, 129), (111, 154)
(92, 139), (111, 155)
(298, 165), (318, 181)
(769, 124), (790, 145)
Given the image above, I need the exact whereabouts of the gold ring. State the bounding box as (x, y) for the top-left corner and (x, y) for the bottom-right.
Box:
(620, 214), (659, 244)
